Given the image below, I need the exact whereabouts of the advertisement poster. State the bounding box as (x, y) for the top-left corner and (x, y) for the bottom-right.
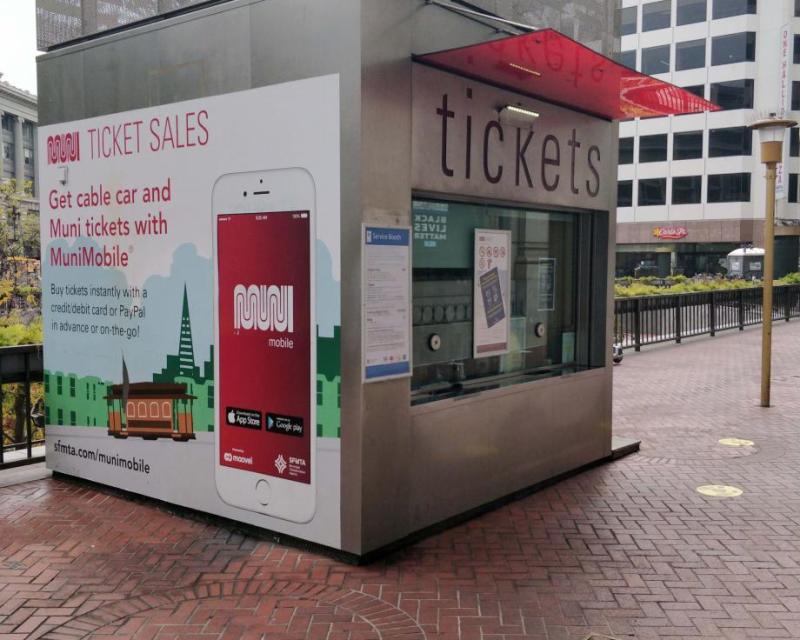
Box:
(363, 226), (411, 381)
(538, 258), (556, 312)
(473, 229), (511, 358)
(40, 76), (342, 548)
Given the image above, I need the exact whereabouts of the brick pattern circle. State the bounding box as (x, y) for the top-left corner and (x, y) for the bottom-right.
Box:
(42, 580), (426, 640)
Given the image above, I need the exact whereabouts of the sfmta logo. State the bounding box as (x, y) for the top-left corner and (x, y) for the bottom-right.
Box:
(47, 132), (80, 165)
(233, 284), (294, 332)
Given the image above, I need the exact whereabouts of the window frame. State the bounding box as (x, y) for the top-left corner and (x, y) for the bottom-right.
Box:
(641, 44), (672, 75)
(638, 178), (668, 206)
(671, 175), (703, 204)
(707, 172), (751, 203)
(673, 130), (704, 160)
(642, 0), (673, 31)
(712, 0), (757, 19)
(711, 32), (756, 66)
(639, 134), (669, 163)
(709, 78), (754, 110)
(619, 6), (638, 35)
(708, 126), (752, 158)
(618, 180), (634, 207)
(619, 137), (634, 165)
(677, 0), (707, 25)
(676, 38), (707, 71)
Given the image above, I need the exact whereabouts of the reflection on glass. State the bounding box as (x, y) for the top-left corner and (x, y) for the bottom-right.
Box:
(411, 199), (594, 404)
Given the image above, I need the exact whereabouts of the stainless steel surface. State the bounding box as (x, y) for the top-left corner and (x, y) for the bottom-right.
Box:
(37, 0), (617, 555)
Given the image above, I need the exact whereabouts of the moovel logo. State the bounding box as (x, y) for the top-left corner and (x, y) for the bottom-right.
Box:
(47, 131), (80, 165)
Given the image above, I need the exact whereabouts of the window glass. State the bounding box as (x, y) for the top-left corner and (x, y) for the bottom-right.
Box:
(673, 131), (703, 159)
(676, 39), (706, 70)
(619, 137), (634, 164)
(642, 44), (671, 74)
(672, 176), (702, 204)
(711, 32), (756, 65)
(618, 181), (634, 207)
(793, 82), (800, 111)
(707, 172), (751, 202)
(411, 199), (598, 404)
(638, 178), (667, 205)
(796, 0), (800, 17)
(619, 6), (637, 35)
(709, 79), (754, 109)
(682, 84), (705, 99)
(616, 50), (637, 69)
(677, 0), (707, 24)
(712, 0), (756, 19)
(639, 134), (668, 162)
(790, 174), (799, 204)
(790, 128), (799, 157)
(709, 126), (752, 157)
(643, 0), (672, 31)
(795, 35), (800, 64)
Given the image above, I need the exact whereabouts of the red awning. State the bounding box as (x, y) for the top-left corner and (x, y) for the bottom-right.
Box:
(414, 29), (720, 121)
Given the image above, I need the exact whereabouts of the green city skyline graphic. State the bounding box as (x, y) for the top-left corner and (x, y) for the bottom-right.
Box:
(45, 284), (341, 438)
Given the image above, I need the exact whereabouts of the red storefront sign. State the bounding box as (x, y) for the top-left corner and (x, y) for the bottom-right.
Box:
(652, 225), (688, 240)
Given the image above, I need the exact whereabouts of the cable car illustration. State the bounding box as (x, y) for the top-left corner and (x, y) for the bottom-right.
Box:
(106, 382), (196, 441)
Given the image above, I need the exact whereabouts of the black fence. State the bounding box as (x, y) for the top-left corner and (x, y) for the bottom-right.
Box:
(0, 344), (44, 469)
(615, 284), (800, 350)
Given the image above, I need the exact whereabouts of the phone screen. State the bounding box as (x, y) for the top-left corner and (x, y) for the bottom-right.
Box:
(217, 211), (311, 484)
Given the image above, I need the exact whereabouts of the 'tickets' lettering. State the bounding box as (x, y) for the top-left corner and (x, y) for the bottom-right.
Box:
(433, 88), (604, 198)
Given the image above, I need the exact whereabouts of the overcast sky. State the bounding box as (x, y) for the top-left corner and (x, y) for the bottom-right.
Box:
(0, 0), (39, 95)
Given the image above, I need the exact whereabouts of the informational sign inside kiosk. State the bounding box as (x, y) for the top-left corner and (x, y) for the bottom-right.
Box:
(39, 76), (343, 548)
(473, 229), (511, 358)
(363, 226), (411, 381)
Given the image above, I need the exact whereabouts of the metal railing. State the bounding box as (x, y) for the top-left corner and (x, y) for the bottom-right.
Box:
(0, 344), (44, 469)
(615, 284), (800, 351)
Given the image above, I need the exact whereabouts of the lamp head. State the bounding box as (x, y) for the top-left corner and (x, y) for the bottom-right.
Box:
(750, 115), (798, 164)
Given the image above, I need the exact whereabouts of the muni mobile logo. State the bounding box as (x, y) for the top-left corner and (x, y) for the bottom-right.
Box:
(47, 131), (80, 165)
(233, 284), (293, 332)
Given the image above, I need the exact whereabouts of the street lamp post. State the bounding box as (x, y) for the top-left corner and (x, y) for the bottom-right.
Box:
(749, 116), (798, 408)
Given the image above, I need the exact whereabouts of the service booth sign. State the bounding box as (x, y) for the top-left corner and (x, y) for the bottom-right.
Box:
(40, 76), (343, 548)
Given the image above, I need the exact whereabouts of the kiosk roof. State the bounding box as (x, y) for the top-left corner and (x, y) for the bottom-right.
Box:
(414, 29), (720, 121)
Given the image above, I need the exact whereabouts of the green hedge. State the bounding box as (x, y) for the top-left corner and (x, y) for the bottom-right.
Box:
(615, 274), (800, 298)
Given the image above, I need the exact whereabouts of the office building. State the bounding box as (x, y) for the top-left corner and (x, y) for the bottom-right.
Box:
(0, 74), (37, 195)
(616, 0), (800, 277)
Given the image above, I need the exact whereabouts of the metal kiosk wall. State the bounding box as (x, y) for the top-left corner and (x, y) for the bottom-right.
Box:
(37, 0), (716, 557)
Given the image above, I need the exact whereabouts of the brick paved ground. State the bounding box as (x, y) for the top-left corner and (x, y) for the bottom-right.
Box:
(2, 322), (800, 640)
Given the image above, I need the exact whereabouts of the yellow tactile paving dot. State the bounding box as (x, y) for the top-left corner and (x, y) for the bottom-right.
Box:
(719, 438), (755, 447)
(696, 484), (744, 498)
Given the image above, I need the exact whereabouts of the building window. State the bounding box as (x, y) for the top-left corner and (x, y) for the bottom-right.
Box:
(709, 126), (752, 157)
(708, 172), (751, 202)
(672, 176), (703, 204)
(57, 408), (63, 425)
(56, 375), (62, 395)
(793, 82), (800, 111)
(337, 381), (341, 409)
(616, 50), (637, 69)
(642, 45), (671, 74)
(23, 148), (33, 166)
(711, 32), (756, 65)
(673, 131), (704, 160)
(69, 376), (76, 397)
(676, 39), (706, 70)
(316, 379), (323, 404)
(789, 174), (799, 203)
(795, 35), (800, 65)
(69, 411), (76, 426)
(618, 181), (633, 207)
(411, 198), (601, 403)
(619, 137), (634, 164)
(796, 0), (800, 17)
(207, 386), (214, 408)
(619, 6), (637, 35)
(791, 128), (799, 157)
(44, 375), (49, 393)
(639, 134), (668, 163)
(638, 178), (667, 206)
(709, 79), (754, 109)
(643, 0), (672, 31)
(712, 0), (756, 19)
(677, 0), (707, 24)
(682, 85), (705, 99)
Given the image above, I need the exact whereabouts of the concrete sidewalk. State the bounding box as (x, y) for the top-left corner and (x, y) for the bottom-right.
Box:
(2, 323), (800, 639)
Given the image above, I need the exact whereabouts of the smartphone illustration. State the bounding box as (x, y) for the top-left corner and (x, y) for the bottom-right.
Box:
(212, 168), (316, 523)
